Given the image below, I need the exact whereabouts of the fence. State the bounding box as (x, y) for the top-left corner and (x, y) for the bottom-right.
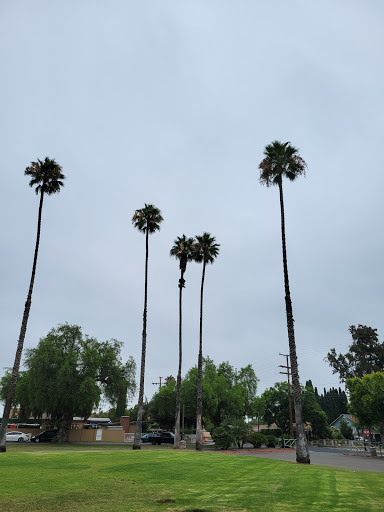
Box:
(283, 439), (296, 448)
(6, 427), (125, 443)
(348, 440), (383, 456)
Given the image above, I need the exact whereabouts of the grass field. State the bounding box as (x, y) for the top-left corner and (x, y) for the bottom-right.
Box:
(1, 445), (383, 512)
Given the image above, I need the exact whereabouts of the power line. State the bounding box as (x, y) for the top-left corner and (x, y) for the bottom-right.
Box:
(152, 376), (164, 389)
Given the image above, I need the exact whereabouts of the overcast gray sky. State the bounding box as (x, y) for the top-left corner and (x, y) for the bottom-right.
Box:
(1, 0), (383, 408)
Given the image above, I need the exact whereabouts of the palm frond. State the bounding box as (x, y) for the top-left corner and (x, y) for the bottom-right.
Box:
(24, 157), (65, 195)
(170, 235), (195, 271)
(132, 204), (163, 234)
(259, 140), (307, 187)
(193, 232), (220, 264)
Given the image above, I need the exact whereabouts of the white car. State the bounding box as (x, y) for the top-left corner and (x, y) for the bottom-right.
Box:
(6, 431), (30, 443)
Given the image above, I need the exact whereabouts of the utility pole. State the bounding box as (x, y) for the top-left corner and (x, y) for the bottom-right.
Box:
(152, 377), (164, 389)
(279, 353), (294, 438)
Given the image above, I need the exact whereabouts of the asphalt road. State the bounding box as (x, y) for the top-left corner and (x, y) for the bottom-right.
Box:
(234, 446), (384, 473)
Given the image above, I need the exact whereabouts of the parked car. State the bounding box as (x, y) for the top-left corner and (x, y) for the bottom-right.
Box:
(141, 433), (151, 443)
(149, 431), (175, 445)
(6, 431), (30, 443)
(31, 429), (58, 443)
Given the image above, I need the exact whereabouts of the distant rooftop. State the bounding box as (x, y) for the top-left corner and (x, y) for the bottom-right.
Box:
(73, 417), (111, 423)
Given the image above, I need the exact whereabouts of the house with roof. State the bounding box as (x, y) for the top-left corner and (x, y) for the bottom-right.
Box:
(329, 414), (357, 435)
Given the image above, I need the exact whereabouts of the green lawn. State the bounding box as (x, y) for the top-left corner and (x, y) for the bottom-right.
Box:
(1, 446), (383, 512)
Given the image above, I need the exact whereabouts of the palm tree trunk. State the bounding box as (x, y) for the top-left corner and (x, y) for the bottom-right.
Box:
(0, 190), (44, 453)
(196, 260), (206, 451)
(278, 177), (310, 464)
(133, 227), (149, 450)
(174, 270), (184, 448)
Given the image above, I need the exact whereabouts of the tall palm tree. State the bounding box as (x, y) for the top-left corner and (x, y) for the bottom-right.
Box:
(170, 235), (195, 448)
(0, 158), (65, 453)
(193, 233), (220, 451)
(259, 140), (310, 464)
(132, 204), (163, 450)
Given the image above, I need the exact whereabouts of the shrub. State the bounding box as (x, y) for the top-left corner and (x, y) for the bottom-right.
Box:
(248, 432), (267, 448)
(339, 419), (354, 440)
(312, 426), (332, 440)
(265, 435), (276, 448)
(331, 429), (344, 440)
(211, 427), (235, 450)
(231, 424), (253, 449)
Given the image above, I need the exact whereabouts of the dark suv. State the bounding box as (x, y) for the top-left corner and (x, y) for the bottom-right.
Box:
(31, 429), (58, 443)
(149, 431), (175, 445)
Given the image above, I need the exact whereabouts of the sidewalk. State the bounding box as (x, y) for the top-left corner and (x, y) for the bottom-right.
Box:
(226, 446), (384, 473)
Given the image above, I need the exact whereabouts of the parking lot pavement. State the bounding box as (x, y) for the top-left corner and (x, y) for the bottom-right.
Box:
(231, 446), (384, 473)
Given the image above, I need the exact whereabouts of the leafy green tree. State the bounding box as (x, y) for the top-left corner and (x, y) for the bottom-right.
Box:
(211, 427), (235, 450)
(231, 421), (253, 449)
(126, 400), (150, 423)
(259, 140), (309, 464)
(262, 382), (292, 434)
(170, 235), (195, 447)
(179, 366), (199, 429)
(115, 392), (128, 421)
(91, 408), (119, 422)
(331, 429), (344, 440)
(204, 360), (236, 427)
(180, 358), (258, 429)
(315, 386), (348, 423)
(252, 396), (266, 432)
(235, 365), (259, 418)
(339, 418), (354, 440)
(302, 383), (331, 439)
(346, 372), (384, 436)
(192, 233), (220, 451)
(0, 324), (136, 442)
(248, 432), (267, 448)
(327, 325), (384, 381)
(216, 361), (237, 389)
(263, 381), (330, 439)
(147, 358), (259, 432)
(148, 379), (177, 431)
(0, 158), (65, 453)
(132, 204), (163, 450)
(209, 362), (243, 426)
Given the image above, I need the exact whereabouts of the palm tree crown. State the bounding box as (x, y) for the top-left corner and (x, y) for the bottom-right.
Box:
(132, 204), (163, 233)
(24, 157), (65, 195)
(170, 235), (195, 275)
(259, 140), (307, 187)
(193, 233), (220, 265)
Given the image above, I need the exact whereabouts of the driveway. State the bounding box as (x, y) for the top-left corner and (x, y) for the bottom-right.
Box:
(230, 446), (384, 473)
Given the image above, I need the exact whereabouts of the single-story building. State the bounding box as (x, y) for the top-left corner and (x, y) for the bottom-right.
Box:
(329, 414), (357, 435)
